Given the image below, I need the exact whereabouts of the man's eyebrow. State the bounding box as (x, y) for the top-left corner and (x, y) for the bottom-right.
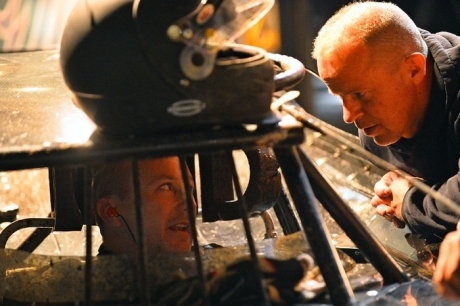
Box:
(154, 174), (195, 185)
(328, 85), (366, 97)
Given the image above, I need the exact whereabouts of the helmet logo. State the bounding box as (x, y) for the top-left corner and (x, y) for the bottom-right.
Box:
(196, 4), (215, 25)
(167, 99), (206, 117)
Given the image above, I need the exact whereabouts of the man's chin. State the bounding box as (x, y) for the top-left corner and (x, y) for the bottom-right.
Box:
(165, 240), (193, 253)
(372, 135), (399, 146)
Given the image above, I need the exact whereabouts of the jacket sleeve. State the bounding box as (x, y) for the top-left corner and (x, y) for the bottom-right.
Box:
(402, 170), (460, 243)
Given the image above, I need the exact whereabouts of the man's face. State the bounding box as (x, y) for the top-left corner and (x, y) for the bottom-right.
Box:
(120, 157), (197, 253)
(317, 43), (421, 146)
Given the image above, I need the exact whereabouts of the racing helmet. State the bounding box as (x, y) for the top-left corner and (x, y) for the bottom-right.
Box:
(60, 0), (278, 137)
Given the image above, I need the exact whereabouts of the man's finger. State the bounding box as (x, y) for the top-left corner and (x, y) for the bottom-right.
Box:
(370, 195), (391, 208)
(375, 204), (393, 216)
(374, 180), (392, 197)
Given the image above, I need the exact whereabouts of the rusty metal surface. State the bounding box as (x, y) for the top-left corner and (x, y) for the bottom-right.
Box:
(0, 50), (95, 151)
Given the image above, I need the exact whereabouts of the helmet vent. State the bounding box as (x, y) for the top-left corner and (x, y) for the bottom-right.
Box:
(179, 46), (216, 81)
(191, 52), (205, 67)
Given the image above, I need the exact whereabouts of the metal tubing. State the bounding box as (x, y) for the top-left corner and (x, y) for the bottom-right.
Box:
(261, 211), (277, 239)
(0, 126), (304, 172)
(179, 157), (209, 306)
(297, 146), (410, 284)
(272, 187), (301, 235)
(131, 159), (150, 305)
(17, 228), (53, 253)
(83, 167), (93, 305)
(227, 151), (271, 305)
(0, 218), (55, 248)
(274, 146), (356, 306)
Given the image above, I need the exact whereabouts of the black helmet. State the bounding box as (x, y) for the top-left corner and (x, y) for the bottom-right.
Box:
(60, 0), (278, 137)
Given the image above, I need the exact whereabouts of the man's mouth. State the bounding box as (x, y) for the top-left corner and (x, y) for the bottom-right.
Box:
(169, 223), (189, 232)
(363, 125), (377, 136)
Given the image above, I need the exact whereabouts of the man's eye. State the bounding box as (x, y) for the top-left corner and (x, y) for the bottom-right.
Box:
(353, 91), (369, 101)
(159, 183), (173, 191)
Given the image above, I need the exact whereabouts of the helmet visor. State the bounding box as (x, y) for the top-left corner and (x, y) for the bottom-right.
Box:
(173, 0), (275, 48)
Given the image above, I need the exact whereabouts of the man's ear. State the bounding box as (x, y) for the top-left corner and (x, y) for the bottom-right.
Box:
(404, 52), (427, 84)
(96, 198), (122, 228)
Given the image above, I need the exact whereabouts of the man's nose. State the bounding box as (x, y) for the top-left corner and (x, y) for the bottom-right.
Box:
(342, 97), (363, 124)
(179, 188), (197, 213)
(187, 197), (198, 214)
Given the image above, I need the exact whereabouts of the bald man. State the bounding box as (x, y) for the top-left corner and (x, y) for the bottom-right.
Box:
(312, 1), (460, 299)
(312, 1), (459, 242)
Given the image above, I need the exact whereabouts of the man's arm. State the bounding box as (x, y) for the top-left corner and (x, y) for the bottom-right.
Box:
(402, 173), (460, 243)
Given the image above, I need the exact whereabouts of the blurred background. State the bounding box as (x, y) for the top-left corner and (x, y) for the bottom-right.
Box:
(0, 0), (459, 135)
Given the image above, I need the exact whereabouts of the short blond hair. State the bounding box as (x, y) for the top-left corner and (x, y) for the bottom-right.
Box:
(312, 1), (427, 68)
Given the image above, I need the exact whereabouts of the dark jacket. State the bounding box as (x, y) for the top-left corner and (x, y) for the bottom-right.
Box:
(360, 29), (460, 243)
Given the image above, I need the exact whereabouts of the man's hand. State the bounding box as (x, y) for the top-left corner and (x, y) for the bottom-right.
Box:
(433, 222), (460, 300)
(370, 171), (412, 227)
